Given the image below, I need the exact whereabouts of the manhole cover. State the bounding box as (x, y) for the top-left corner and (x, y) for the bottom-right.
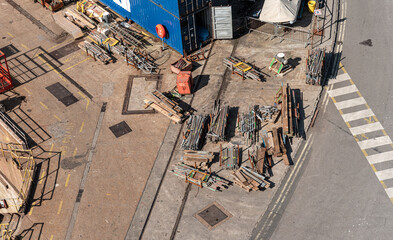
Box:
(109, 121), (132, 138)
(195, 202), (232, 230)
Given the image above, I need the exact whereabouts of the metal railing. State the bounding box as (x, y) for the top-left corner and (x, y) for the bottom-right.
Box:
(246, 17), (313, 47)
(0, 111), (28, 149)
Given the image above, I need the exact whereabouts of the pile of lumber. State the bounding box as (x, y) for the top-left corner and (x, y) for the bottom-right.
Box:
(170, 163), (230, 191)
(220, 144), (240, 170)
(306, 48), (325, 85)
(78, 41), (112, 63)
(232, 166), (270, 192)
(207, 100), (228, 142)
(144, 90), (184, 123)
(223, 56), (264, 81)
(260, 128), (290, 166)
(182, 150), (214, 169)
(181, 115), (208, 150)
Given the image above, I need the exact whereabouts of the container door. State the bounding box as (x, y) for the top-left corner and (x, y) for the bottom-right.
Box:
(182, 14), (198, 53)
(211, 6), (233, 39)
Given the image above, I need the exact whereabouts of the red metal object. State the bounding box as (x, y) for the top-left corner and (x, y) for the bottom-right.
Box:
(176, 71), (192, 95)
(0, 51), (13, 93)
(155, 24), (166, 38)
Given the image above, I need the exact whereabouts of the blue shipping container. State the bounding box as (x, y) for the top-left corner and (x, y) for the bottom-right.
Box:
(99, 0), (211, 54)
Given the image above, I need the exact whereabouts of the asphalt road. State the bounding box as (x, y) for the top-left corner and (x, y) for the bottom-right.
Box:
(252, 0), (393, 239)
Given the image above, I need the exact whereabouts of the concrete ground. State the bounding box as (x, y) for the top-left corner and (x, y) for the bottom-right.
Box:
(0, 0), (181, 239)
(134, 19), (322, 240)
(0, 0), (326, 240)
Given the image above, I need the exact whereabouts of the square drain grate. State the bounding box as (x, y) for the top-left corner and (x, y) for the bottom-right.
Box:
(109, 121), (132, 138)
(195, 202), (232, 230)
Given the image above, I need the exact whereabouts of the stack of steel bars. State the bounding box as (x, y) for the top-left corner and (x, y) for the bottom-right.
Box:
(223, 56), (264, 81)
(78, 40), (111, 64)
(220, 144), (239, 170)
(125, 47), (157, 74)
(306, 48), (325, 85)
(88, 30), (125, 55)
(207, 100), (228, 142)
(181, 115), (208, 150)
(109, 23), (145, 48)
(170, 162), (230, 191)
(237, 107), (258, 145)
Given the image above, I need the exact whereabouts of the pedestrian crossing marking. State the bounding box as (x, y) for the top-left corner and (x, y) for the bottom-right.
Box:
(329, 63), (393, 204)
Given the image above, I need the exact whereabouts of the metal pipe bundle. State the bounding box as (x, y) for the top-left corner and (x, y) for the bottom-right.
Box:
(110, 23), (144, 48)
(207, 100), (228, 142)
(78, 40), (111, 63)
(306, 48), (325, 85)
(125, 47), (157, 74)
(181, 115), (208, 150)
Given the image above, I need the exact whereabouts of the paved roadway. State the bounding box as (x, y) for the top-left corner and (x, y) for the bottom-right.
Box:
(252, 0), (393, 239)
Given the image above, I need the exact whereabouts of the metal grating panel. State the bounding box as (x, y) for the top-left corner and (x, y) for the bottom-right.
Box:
(109, 121), (132, 138)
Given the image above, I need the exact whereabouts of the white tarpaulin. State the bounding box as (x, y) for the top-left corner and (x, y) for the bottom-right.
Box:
(259, 0), (301, 24)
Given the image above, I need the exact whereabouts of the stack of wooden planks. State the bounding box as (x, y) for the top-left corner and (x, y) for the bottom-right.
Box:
(261, 128), (290, 166)
(281, 84), (301, 138)
(182, 150), (214, 169)
(64, 9), (95, 30)
(232, 166), (270, 192)
(144, 90), (184, 123)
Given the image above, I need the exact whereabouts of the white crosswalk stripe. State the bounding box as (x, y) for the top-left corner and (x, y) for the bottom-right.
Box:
(329, 73), (351, 84)
(328, 84), (358, 97)
(329, 68), (393, 203)
(357, 136), (392, 150)
(385, 188), (393, 198)
(349, 122), (384, 135)
(367, 151), (393, 165)
(376, 168), (393, 181)
(334, 97), (366, 110)
(341, 109), (374, 122)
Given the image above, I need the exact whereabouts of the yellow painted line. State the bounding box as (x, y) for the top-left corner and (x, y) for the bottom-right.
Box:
(381, 181), (387, 189)
(331, 97), (337, 103)
(57, 200), (63, 215)
(106, 193), (111, 196)
(373, 115), (379, 122)
(62, 57), (90, 72)
(50, 235), (53, 240)
(28, 206), (34, 216)
(23, 87), (32, 94)
(21, 44), (29, 50)
(73, 147), (77, 157)
(39, 170), (46, 185)
(349, 79), (355, 85)
(338, 109), (343, 115)
(356, 91), (362, 97)
(7, 32), (14, 38)
(339, 62), (347, 73)
(362, 149), (368, 157)
(40, 102), (49, 110)
(382, 129), (388, 136)
(79, 121), (85, 133)
(54, 115), (61, 121)
(65, 174), (71, 187)
(345, 122), (351, 128)
(371, 164), (377, 172)
(50, 143), (54, 152)
(361, 133), (369, 140)
(78, 91), (90, 110)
